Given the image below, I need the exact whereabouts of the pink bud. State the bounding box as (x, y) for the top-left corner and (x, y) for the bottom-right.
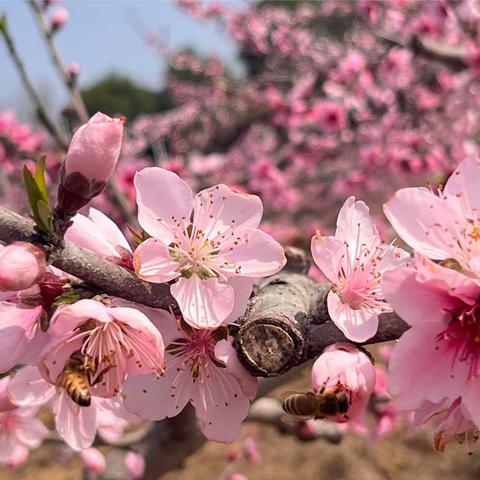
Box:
(311, 343), (376, 423)
(79, 448), (106, 475)
(0, 242), (46, 292)
(66, 63), (80, 85)
(124, 451), (145, 480)
(57, 112), (125, 214)
(50, 8), (69, 32)
(243, 437), (262, 463)
(227, 447), (241, 461)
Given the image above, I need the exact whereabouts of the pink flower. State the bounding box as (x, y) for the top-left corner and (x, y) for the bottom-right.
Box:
(310, 100), (346, 133)
(8, 366), (135, 450)
(65, 208), (133, 269)
(0, 242), (46, 292)
(414, 398), (477, 452)
(50, 8), (69, 32)
(384, 156), (480, 279)
(311, 197), (409, 341)
(0, 376), (48, 467)
(311, 343), (376, 423)
(124, 451), (145, 480)
(40, 299), (164, 399)
(381, 255), (480, 446)
(123, 309), (257, 442)
(243, 436), (262, 463)
(79, 447), (106, 475)
(57, 112), (125, 214)
(133, 167), (285, 329)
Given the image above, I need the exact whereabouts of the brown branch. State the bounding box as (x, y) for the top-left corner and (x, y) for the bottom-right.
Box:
(0, 206), (409, 377)
(27, 0), (89, 123)
(378, 32), (469, 70)
(236, 248), (409, 377)
(0, 14), (68, 149)
(0, 206), (175, 309)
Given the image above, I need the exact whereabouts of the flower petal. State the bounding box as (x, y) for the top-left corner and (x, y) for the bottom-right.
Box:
(171, 277), (234, 329)
(216, 228), (286, 278)
(54, 393), (98, 451)
(193, 184), (263, 235)
(133, 238), (179, 283)
(311, 234), (344, 283)
(8, 366), (55, 407)
(383, 187), (455, 259)
(327, 291), (379, 342)
(134, 167), (193, 241)
(336, 196), (379, 252)
(123, 358), (193, 420)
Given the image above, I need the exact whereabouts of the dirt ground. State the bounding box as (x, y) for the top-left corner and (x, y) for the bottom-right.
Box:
(1, 364), (478, 480)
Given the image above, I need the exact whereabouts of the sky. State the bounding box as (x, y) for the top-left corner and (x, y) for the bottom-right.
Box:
(0, 0), (241, 119)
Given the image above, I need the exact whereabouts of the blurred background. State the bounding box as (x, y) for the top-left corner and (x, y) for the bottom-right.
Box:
(2, 0), (480, 478)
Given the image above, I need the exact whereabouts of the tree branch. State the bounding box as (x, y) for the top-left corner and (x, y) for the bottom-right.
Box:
(0, 207), (409, 377)
(0, 206), (175, 309)
(0, 14), (68, 149)
(27, 0), (89, 123)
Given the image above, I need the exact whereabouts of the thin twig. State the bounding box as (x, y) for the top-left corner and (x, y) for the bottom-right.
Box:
(0, 14), (68, 149)
(27, 0), (89, 122)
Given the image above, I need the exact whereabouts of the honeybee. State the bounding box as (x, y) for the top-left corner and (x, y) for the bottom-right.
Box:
(282, 383), (351, 420)
(57, 351), (114, 407)
(57, 351), (92, 407)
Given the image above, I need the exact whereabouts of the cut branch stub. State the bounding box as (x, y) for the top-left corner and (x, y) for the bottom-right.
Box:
(236, 272), (329, 377)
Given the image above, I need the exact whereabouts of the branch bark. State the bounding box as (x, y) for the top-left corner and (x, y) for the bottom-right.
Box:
(0, 206), (175, 309)
(0, 207), (410, 377)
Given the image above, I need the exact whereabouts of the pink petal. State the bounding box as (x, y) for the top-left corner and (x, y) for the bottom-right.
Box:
(223, 276), (253, 324)
(0, 303), (41, 372)
(50, 299), (111, 337)
(336, 196), (379, 251)
(65, 213), (118, 258)
(133, 238), (179, 283)
(381, 265), (459, 328)
(15, 417), (49, 448)
(171, 277), (234, 329)
(443, 156), (480, 213)
(388, 325), (466, 410)
(40, 337), (84, 385)
(217, 228), (286, 278)
(311, 234), (344, 283)
(134, 167), (193, 241)
(0, 441), (28, 466)
(214, 338), (257, 399)
(123, 359), (193, 420)
(191, 371), (251, 443)
(54, 393), (97, 450)
(461, 381), (480, 428)
(383, 187), (455, 259)
(327, 291), (379, 342)
(8, 366), (55, 407)
(88, 208), (131, 252)
(193, 184), (263, 234)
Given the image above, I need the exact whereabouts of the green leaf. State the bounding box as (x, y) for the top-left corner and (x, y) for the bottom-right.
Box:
(37, 199), (53, 233)
(34, 156), (48, 203)
(0, 14), (8, 36)
(23, 164), (52, 234)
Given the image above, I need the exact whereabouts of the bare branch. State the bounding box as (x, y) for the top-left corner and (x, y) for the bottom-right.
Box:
(27, 0), (89, 123)
(0, 206), (175, 309)
(0, 14), (68, 149)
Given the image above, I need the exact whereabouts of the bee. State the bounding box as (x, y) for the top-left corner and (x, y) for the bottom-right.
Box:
(282, 383), (351, 420)
(57, 351), (114, 407)
(57, 350), (92, 407)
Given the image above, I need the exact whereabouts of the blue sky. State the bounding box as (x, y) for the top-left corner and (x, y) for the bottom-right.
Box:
(0, 0), (240, 118)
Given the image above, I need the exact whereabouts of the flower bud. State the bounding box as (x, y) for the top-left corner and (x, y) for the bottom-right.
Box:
(0, 243), (46, 292)
(79, 448), (106, 475)
(311, 343), (376, 423)
(50, 8), (69, 32)
(124, 451), (145, 480)
(57, 112), (124, 214)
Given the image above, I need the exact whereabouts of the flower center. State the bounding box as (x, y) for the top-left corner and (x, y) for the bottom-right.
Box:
(436, 303), (480, 380)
